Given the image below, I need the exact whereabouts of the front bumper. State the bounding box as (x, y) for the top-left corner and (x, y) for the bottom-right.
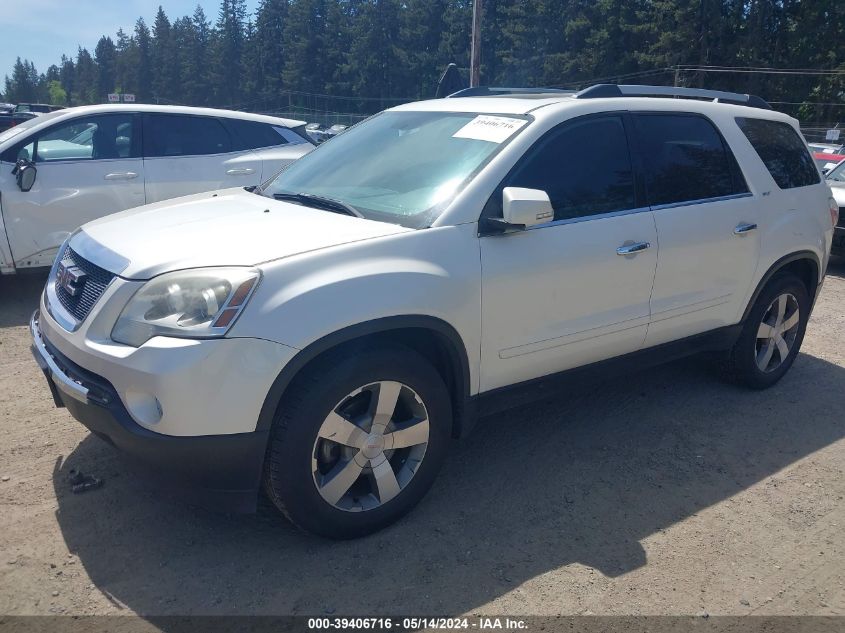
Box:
(31, 310), (290, 512)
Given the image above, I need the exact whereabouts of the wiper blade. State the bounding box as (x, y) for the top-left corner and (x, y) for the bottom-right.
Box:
(272, 192), (363, 218)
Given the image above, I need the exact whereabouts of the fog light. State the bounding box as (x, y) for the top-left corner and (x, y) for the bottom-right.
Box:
(124, 391), (163, 426)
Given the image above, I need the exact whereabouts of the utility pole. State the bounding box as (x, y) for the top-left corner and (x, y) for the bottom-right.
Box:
(470, 0), (482, 87)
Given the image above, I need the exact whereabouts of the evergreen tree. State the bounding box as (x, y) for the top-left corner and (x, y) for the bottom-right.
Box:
(114, 28), (132, 94)
(134, 17), (153, 101)
(4, 58), (39, 102)
(182, 5), (213, 106)
(152, 6), (181, 102)
(94, 36), (117, 101)
(212, 0), (248, 106)
(59, 55), (75, 105)
(74, 48), (97, 103)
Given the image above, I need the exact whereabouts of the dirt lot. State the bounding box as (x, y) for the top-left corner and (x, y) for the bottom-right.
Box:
(0, 262), (843, 620)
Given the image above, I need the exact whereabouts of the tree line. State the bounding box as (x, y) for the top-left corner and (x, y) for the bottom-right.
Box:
(2, 0), (844, 123)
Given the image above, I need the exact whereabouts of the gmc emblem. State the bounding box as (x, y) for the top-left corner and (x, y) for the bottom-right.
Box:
(56, 263), (87, 297)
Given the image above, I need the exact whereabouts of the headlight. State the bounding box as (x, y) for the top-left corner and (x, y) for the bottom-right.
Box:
(111, 267), (260, 347)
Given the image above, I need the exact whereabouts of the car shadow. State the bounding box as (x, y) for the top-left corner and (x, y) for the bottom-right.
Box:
(52, 350), (845, 616)
(0, 271), (47, 328)
(825, 255), (845, 280)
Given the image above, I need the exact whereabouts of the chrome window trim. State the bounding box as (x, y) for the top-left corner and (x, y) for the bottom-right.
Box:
(650, 192), (753, 211)
(521, 191), (754, 231)
(525, 206), (652, 230)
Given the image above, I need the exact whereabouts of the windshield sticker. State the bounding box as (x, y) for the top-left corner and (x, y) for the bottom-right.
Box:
(452, 115), (527, 143)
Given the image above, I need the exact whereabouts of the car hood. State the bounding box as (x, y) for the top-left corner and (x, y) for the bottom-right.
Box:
(72, 188), (412, 279)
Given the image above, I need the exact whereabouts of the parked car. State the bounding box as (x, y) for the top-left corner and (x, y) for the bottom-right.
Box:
(14, 103), (64, 114)
(0, 104), (314, 273)
(31, 85), (836, 538)
(826, 158), (845, 256)
(0, 109), (38, 133)
(305, 122), (329, 144)
(809, 142), (845, 173)
(325, 123), (348, 138)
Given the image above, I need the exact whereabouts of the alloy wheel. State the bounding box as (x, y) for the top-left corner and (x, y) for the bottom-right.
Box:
(311, 381), (430, 512)
(755, 292), (800, 373)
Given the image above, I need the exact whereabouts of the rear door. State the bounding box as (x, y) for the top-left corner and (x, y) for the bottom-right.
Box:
(632, 112), (760, 347)
(221, 118), (314, 182)
(0, 112), (143, 268)
(142, 113), (263, 203)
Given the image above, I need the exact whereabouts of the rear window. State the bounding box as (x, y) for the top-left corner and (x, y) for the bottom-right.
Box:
(736, 118), (819, 189)
(634, 113), (746, 206)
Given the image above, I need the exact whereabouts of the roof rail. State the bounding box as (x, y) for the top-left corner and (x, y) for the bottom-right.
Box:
(447, 86), (573, 98)
(575, 84), (771, 109)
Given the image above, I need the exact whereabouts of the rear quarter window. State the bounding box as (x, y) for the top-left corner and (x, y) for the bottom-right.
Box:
(735, 118), (819, 189)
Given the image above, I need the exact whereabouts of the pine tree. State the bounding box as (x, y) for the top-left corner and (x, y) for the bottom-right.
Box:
(212, 0), (248, 106)
(4, 58), (38, 102)
(94, 36), (117, 101)
(134, 17), (153, 101)
(152, 6), (181, 102)
(74, 48), (97, 104)
(182, 5), (213, 106)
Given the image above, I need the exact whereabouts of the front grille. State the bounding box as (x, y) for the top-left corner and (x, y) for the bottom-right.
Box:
(838, 207), (845, 229)
(54, 246), (115, 323)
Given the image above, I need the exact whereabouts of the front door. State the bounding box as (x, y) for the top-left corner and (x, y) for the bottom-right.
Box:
(142, 113), (262, 203)
(1, 112), (143, 268)
(480, 114), (658, 392)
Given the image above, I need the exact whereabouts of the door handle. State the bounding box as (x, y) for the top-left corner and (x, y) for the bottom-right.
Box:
(616, 241), (651, 256)
(226, 168), (256, 176)
(734, 222), (758, 235)
(104, 172), (138, 180)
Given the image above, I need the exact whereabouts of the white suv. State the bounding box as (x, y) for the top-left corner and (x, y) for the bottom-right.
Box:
(30, 85), (837, 538)
(0, 104), (313, 273)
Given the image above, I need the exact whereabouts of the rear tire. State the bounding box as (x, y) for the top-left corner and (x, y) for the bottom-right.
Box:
(263, 344), (451, 539)
(719, 273), (810, 389)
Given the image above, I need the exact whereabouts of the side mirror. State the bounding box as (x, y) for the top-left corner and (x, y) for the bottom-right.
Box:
(502, 187), (553, 228)
(13, 160), (37, 192)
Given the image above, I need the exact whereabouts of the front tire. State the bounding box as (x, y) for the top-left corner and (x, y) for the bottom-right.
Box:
(720, 273), (810, 389)
(263, 344), (451, 538)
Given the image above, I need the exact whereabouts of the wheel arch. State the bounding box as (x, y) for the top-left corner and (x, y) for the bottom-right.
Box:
(741, 250), (821, 322)
(255, 315), (476, 439)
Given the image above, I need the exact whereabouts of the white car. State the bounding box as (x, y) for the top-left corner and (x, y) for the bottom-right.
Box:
(31, 85), (837, 538)
(0, 104), (313, 273)
(826, 159), (845, 255)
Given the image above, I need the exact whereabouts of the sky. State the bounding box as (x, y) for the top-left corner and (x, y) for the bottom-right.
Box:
(1, 0), (259, 83)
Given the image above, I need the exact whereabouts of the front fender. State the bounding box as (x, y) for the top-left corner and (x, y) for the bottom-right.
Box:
(229, 223), (482, 392)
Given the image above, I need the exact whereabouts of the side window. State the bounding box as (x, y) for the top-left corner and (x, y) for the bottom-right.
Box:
(224, 118), (290, 150)
(144, 114), (231, 157)
(34, 114), (136, 162)
(735, 117), (820, 189)
(634, 113), (741, 206)
(504, 115), (636, 221)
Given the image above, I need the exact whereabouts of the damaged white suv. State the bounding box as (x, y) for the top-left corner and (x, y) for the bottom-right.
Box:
(31, 85), (837, 538)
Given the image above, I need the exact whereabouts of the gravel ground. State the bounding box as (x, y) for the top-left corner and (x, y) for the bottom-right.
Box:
(0, 262), (843, 620)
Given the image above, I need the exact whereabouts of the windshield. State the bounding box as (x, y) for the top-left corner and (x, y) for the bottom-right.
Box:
(261, 111), (529, 227)
(827, 159), (845, 182)
(0, 110), (64, 146)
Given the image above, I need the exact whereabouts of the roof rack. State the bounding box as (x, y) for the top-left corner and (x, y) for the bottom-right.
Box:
(447, 86), (574, 98)
(575, 84), (771, 110)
